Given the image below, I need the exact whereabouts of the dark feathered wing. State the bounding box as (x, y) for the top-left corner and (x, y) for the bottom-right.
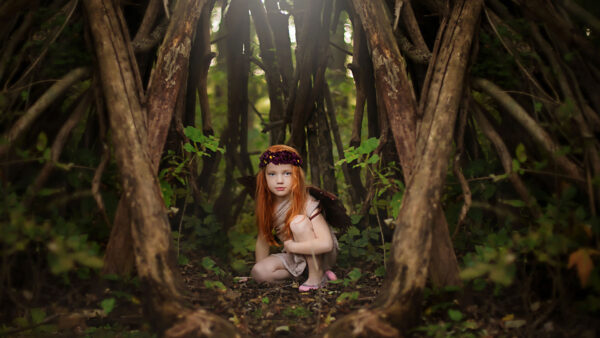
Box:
(237, 175), (352, 233)
(307, 185), (352, 233)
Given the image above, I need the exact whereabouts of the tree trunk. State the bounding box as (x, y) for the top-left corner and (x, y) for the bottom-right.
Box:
(249, 0), (286, 144)
(86, 0), (239, 334)
(350, 0), (418, 180)
(326, 0), (483, 334)
(288, 0), (324, 153)
(214, 0), (250, 229)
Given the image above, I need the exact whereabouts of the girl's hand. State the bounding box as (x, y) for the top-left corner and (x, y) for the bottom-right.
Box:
(283, 239), (296, 253)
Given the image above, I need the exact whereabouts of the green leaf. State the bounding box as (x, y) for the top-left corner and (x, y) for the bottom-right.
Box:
(36, 132), (48, 152)
(375, 265), (386, 277)
(460, 264), (488, 280)
(100, 298), (116, 315)
(448, 309), (463, 322)
(183, 143), (196, 153)
(204, 280), (227, 291)
(336, 291), (359, 303)
(515, 143), (527, 163)
(30, 308), (46, 324)
(500, 199), (526, 207)
(347, 226), (360, 236)
(184, 126), (204, 142)
(73, 253), (103, 269)
(350, 215), (362, 225)
(511, 159), (520, 172)
(178, 254), (189, 265)
(201, 256), (216, 270)
(347, 268), (362, 282)
(366, 153), (380, 164)
(357, 138), (379, 154)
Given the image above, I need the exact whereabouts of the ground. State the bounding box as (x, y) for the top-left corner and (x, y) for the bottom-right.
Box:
(2, 256), (598, 337)
(181, 260), (383, 337)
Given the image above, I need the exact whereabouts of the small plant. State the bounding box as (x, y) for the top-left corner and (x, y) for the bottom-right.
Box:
(330, 268), (362, 303)
(201, 256), (226, 277)
(282, 305), (311, 318)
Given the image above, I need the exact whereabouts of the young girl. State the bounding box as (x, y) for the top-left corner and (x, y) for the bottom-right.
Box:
(251, 144), (338, 291)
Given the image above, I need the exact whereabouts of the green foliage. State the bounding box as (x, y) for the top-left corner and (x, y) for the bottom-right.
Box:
(183, 126), (224, 157)
(201, 256), (226, 278)
(329, 267), (362, 287)
(336, 291), (359, 304)
(337, 226), (386, 266)
(0, 191), (103, 276)
(101, 298), (116, 315)
(1, 308), (57, 335)
(282, 305), (311, 318)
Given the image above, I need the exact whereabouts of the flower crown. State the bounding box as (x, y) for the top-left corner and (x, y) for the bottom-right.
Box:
(259, 150), (303, 168)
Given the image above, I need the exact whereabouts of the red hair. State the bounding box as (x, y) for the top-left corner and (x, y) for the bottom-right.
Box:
(255, 145), (306, 246)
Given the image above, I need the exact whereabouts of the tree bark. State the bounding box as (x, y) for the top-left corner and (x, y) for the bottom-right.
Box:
(326, 0), (483, 334)
(265, 0), (294, 100)
(85, 0), (239, 334)
(214, 0), (250, 228)
(103, 0), (208, 275)
(147, 0), (207, 171)
(288, 0), (324, 152)
(249, 0), (286, 144)
(350, 0), (417, 180)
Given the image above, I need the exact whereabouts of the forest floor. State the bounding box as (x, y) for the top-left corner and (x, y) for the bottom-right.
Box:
(2, 255), (598, 337)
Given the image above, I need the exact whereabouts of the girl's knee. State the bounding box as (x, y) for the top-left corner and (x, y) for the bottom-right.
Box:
(290, 215), (311, 234)
(251, 263), (267, 282)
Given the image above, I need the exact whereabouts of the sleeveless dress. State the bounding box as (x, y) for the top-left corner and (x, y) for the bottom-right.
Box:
(271, 194), (339, 277)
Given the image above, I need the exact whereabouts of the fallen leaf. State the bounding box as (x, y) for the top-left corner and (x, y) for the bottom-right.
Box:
(568, 249), (594, 287)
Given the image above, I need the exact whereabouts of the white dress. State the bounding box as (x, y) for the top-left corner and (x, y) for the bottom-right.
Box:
(271, 194), (339, 277)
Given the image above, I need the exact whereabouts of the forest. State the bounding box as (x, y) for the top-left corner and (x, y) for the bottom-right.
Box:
(0, 0), (599, 336)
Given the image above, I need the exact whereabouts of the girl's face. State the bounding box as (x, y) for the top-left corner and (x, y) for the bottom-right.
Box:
(265, 163), (294, 201)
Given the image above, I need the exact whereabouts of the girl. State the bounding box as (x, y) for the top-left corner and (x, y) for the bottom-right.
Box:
(251, 145), (338, 291)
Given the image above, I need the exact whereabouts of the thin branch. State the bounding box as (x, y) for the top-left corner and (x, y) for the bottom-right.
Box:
(24, 90), (92, 206)
(484, 7), (559, 104)
(12, 0), (79, 87)
(0, 67), (90, 157)
(560, 0), (600, 32)
(329, 40), (352, 56)
(452, 102), (472, 238)
(473, 77), (584, 183)
(473, 102), (540, 217)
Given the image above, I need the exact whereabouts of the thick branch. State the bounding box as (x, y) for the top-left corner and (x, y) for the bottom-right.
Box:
(146, 0), (207, 171)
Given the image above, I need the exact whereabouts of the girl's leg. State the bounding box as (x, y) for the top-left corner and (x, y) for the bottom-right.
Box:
(251, 256), (292, 283)
(290, 216), (323, 286)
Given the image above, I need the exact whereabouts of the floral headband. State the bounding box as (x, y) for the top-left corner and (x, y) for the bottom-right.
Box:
(259, 150), (303, 168)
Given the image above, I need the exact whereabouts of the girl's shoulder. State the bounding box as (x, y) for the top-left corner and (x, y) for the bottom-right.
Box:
(304, 192), (320, 214)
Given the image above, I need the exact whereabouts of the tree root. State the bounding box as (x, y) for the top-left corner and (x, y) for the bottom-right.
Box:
(164, 309), (241, 338)
(324, 308), (400, 338)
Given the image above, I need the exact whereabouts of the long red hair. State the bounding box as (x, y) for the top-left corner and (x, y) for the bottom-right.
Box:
(255, 145), (306, 246)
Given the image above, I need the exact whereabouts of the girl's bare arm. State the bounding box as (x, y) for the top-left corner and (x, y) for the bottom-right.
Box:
(284, 214), (333, 255)
(255, 233), (270, 262)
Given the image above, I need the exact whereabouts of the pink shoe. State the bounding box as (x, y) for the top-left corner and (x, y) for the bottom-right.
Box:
(325, 270), (337, 281)
(299, 275), (328, 292)
(298, 283), (321, 292)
